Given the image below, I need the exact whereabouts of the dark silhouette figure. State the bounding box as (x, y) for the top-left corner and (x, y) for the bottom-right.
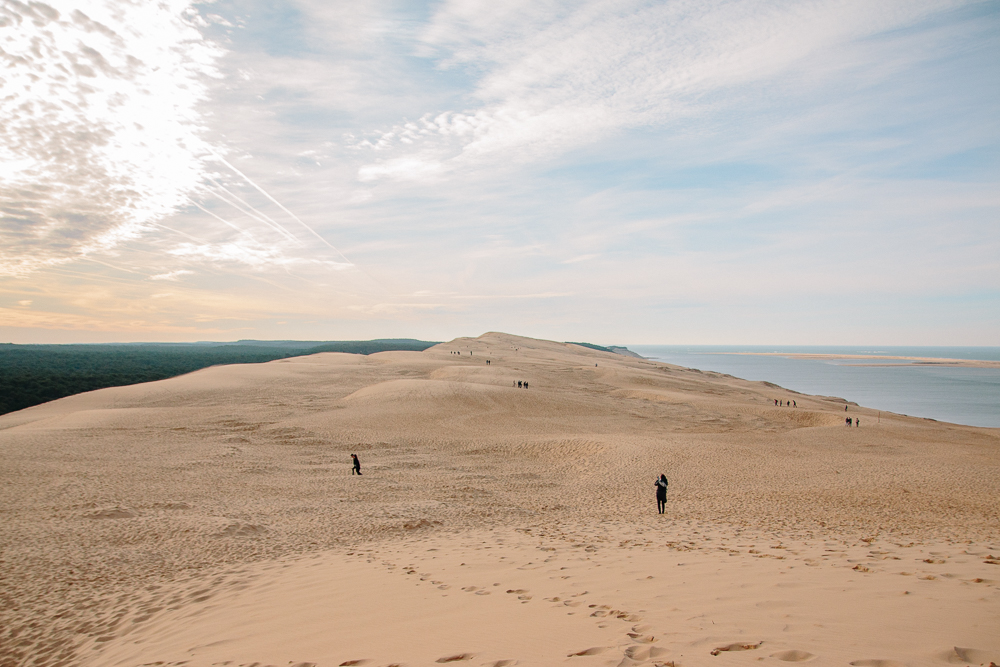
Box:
(846, 417), (852, 427)
(523, 381), (528, 389)
(351, 454), (361, 475)
(856, 418), (860, 427)
(845, 405), (849, 412)
(518, 380), (523, 388)
(774, 399), (778, 406)
(655, 474), (669, 514)
(793, 400), (796, 408)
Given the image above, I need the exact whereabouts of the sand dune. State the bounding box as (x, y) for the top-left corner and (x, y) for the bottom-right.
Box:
(0, 332), (997, 667)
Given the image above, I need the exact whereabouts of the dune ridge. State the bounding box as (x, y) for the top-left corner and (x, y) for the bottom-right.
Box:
(0, 332), (997, 666)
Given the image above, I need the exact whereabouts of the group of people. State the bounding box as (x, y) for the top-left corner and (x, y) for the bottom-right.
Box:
(450, 350), (490, 364)
(774, 399), (796, 407)
(846, 417), (859, 427)
(514, 380), (530, 388)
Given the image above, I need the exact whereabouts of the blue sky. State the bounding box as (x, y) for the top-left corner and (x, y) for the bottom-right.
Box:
(1, 0), (997, 344)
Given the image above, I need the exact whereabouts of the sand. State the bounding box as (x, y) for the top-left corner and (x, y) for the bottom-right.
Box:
(0, 332), (997, 667)
(719, 352), (1000, 369)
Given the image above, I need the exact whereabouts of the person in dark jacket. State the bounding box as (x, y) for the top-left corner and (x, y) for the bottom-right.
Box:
(351, 453), (361, 475)
(654, 474), (668, 514)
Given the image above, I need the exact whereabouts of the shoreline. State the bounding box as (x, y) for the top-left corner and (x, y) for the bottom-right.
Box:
(713, 351), (1000, 368)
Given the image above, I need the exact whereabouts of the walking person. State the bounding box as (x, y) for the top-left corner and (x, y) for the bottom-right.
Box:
(351, 453), (362, 475)
(654, 474), (669, 514)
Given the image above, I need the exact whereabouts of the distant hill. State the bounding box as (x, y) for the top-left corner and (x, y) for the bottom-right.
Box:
(0, 339), (438, 416)
(566, 342), (644, 358)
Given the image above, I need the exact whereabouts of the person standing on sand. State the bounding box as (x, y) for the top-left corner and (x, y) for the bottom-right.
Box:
(655, 474), (669, 514)
(351, 454), (361, 475)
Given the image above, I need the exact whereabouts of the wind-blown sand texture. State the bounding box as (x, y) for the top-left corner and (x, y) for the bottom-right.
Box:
(1, 332), (998, 667)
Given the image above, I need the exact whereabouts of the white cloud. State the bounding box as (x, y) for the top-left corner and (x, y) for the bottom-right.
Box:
(150, 270), (194, 281)
(357, 0), (961, 181)
(562, 254), (598, 264)
(0, 0), (222, 275)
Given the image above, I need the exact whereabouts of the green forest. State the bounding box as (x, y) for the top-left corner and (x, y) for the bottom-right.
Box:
(0, 339), (437, 416)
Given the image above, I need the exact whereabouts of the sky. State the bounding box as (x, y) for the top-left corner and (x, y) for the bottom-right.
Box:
(1, 0), (998, 345)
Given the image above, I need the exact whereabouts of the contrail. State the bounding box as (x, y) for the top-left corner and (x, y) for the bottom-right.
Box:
(151, 221), (213, 244)
(79, 256), (143, 274)
(189, 199), (263, 244)
(201, 180), (300, 244)
(208, 151), (354, 266)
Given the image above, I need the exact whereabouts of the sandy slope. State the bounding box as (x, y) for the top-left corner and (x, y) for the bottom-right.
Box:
(0, 332), (997, 667)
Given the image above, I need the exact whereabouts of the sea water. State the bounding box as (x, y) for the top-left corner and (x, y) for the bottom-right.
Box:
(628, 345), (1000, 429)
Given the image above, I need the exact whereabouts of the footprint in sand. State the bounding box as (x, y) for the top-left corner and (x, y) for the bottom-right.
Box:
(435, 653), (474, 662)
(219, 523), (266, 537)
(711, 642), (762, 655)
(568, 647), (608, 657)
(486, 661), (515, 667)
(624, 645), (670, 661)
(339, 660), (369, 666)
(507, 589), (532, 601)
(947, 647), (998, 665)
(849, 660), (906, 667)
(770, 650), (816, 662)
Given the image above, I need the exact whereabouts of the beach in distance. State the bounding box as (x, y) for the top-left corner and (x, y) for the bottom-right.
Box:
(1, 332), (998, 667)
(631, 346), (1000, 429)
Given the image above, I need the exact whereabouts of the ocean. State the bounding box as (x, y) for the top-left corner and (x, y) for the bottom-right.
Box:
(628, 345), (1000, 429)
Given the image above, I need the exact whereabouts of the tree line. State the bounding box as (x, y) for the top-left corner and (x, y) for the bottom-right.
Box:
(0, 339), (437, 416)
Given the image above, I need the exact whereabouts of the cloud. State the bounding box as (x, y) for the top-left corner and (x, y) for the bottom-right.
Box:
(2, 0), (995, 345)
(150, 270), (194, 281)
(562, 254), (598, 264)
(357, 0), (962, 181)
(0, 0), (221, 276)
